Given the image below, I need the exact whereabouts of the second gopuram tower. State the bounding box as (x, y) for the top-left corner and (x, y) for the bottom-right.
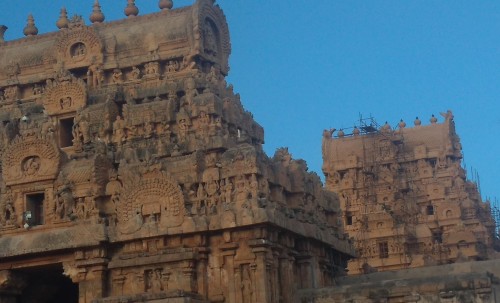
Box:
(322, 114), (498, 274)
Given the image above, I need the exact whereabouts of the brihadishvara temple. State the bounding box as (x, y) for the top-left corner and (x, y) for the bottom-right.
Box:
(0, 1), (498, 302)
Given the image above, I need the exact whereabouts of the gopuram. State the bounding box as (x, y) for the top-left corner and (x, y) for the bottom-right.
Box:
(322, 114), (499, 275)
(0, 1), (353, 302)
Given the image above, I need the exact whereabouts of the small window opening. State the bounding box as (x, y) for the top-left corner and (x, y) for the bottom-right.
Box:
(26, 193), (45, 226)
(426, 205), (434, 215)
(346, 213), (353, 226)
(59, 118), (74, 148)
(379, 242), (389, 259)
(432, 230), (443, 244)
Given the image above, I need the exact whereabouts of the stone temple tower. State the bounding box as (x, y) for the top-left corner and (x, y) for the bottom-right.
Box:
(322, 114), (498, 275)
(0, 1), (353, 302)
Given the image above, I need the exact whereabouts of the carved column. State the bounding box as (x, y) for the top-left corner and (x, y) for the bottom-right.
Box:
(175, 260), (197, 293)
(65, 249), (108, 303)
(196, 248), (209, 299)
(249, 239), (272, 303)
(279, 255), (295, 303)
(296, 256), (312, 289)
(220, 242), (238, 303)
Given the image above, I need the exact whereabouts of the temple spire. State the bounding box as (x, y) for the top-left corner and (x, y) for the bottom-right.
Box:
(90, 0), (105, 24)
(23, 14), (38, 37)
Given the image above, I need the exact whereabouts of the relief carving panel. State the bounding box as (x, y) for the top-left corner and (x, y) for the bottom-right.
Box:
(118, 167), (185, 234)
(2, 136), (60, 185)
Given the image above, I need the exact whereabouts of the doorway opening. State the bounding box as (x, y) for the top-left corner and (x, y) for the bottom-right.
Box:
(15, 263), (79, 303)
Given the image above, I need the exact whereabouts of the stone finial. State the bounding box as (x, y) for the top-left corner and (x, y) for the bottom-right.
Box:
(337, 129), (345, 138)
(125, 0), (139, 17)
(398, 119), (406, 129)
(0, 25), (7, 43)
(56, 8), (69, 29)
(414, 116), (421, 126)
(430, 114), (438, 124)
(90, 0), (105, 24)
(352, 126), (360, 136)
(159, 0), (174, 11)
(381, 121), (391, 132)
(23, 14), (39, 36)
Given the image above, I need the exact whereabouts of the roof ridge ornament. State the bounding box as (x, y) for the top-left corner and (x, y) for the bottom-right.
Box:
(90, 0), (105, 24)
(23, 14), (38, 37)
(69, 14), (85, 29)
(56, 7), (69, 30)
(125, 0), (139, 18)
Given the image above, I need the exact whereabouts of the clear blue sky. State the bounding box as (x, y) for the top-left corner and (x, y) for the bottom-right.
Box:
(1, 1), (499, 202)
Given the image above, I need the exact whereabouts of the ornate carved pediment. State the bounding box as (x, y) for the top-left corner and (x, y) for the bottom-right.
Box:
(55, 18), (103, 68)
(117, 165), (185, 234)
(43, 69), (87, 115)
(2, 135), (61, 185)
(193, 0), (231, 75)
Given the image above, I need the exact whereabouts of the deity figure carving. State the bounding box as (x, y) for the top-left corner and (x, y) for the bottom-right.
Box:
(145, 269), (164, 293)
(113, 115), (127, 145)
(129, 66), (141, 80)
(183, 78), (198, 107)
(249, 174), (258, 200)
(4, 86), (19, 101)
(205, 179), (219, 210)
(32, 84), (44, 95)
(176, 109), (191, 142)
(22, 156), (41, 176)
(166, 90), (178, 114)
(241, 265), (253, 303)
(143, 119), (155, 139)
(106, 170), (122, 219)
(166, 60), (179, 73)
(224, 178), (234, 203)
(99, 111), (113, 143)
(87, 64), (104, 88)
(59, 96), (73, 109)
(144, 62), (160, 78)
(111, 69), (123, 84)
(235, 175), (249, 203)
(73, 112), (91, 146)
(203, 21), (218, 56)
(0, 190), (17, 227)
(73, 196), (96, 220)
(54, 184), (74, 220)
(70, 42), (87, 58)
(182, 52), (198, 70)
